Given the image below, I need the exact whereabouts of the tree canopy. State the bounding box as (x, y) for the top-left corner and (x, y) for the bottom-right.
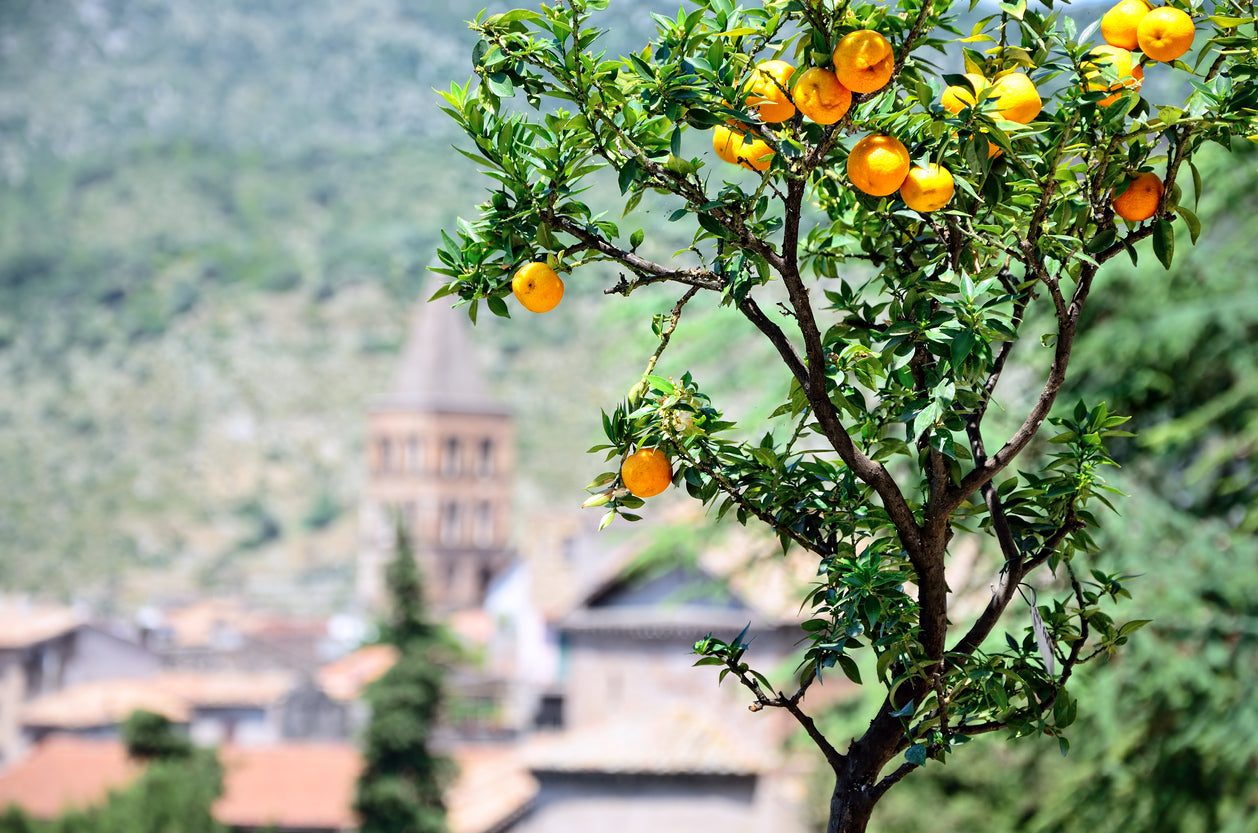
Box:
(433, 0), (1258, 829)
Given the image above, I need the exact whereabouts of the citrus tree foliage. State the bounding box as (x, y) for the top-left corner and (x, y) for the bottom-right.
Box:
(432, 0), (1258, 829)
(355, 526), (451, 833)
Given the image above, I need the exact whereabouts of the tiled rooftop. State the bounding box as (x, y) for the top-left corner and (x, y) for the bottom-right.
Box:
(20, 670), (298, 729)
(20, 678), (191, 728)
(0, 602), (82, 650)
(214, 743), (361, 831)
(0, 736), (534, 833)
(0, 736), (140, 818)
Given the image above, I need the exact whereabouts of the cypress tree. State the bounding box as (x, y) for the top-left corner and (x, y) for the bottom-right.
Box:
(354, 524), (450, 833)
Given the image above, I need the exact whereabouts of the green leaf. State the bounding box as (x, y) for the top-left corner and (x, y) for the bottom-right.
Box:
(1174, 206), (1201, 245)
(1117, 618), (1153, 637)
(485, 294), (511, 318)
(837, 654), (862, 685)
(1207, 14), (1250, 26)
(618, 159), (641, 195)
(1086, 227), (1117, 255)
(1152, 219), (1175, 270)
(905, 744), (928, 766)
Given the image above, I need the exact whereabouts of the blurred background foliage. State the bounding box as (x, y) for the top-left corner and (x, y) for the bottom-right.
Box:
(0, 0), (1254, 828)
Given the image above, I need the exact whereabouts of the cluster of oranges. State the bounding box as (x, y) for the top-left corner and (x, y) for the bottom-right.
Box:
(712, 30), (957, 213)
(711, 29), (895, 172)
(510, 4), (1200, 500)
(939, 0), (1192, 222)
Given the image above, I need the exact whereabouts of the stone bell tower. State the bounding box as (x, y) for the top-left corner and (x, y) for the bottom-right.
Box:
(357, 294), (514, 613)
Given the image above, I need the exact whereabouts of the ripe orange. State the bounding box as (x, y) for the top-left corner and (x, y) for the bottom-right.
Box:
(712, 125), (740, 164)
(847, 134), (910, 197)
(1137, 6), (1194, 63)
(512, 261), (565, 313)
(941, 73), (987, 113)
(620, 448), (673, 498)
(793, 67), (852, 125)
(712, 127), (774, 171)
(732, 134), (774, 172)
(746, 60), (796, 123)
(989, 71), (1042, 123)
(899, 164), (955, 212)
(1112, 171), (1164, 221)
(1101, 0), (1152, 50)
(833, 30), (895, 94)
(1084, 45), (1144, 107)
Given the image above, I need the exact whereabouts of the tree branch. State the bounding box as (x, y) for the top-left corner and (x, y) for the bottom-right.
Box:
(946, 514), (1079, 662)
(774, 178), (924, 559)
(720, 655), (846, 770)
(944, 261), (1098, 513)
(736, 295), (808, 386)
(544, 211), (724, 290)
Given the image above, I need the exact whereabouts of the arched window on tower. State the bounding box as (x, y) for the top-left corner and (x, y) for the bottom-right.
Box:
(477, 438), (495, 477)
(441, 437), (461, 477)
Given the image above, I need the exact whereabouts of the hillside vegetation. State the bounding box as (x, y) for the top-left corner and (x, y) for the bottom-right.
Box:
(0, 0), (783, 606)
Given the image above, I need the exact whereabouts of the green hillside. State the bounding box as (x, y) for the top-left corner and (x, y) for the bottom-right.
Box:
(0, 0), (789, 607)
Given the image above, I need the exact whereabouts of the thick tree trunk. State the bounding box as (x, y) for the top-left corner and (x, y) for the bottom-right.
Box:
(827, 776), (876, 833)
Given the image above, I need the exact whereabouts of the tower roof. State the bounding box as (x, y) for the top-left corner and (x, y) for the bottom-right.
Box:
(375, 292), (509, 415)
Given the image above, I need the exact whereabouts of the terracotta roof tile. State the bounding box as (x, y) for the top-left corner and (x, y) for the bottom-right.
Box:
(0, 603), (82, 650)
(157, 670), (297, 707)
(0, 738), (530, 833)
(21, 679), (191, 728)
(0, 736), (140, 818)
(214, 743), (362, 831)
(20, 670), (298, 730)
(317, 644), (398, 702)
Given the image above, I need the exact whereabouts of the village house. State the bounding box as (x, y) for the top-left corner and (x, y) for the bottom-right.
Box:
(0, 600), (160, 767)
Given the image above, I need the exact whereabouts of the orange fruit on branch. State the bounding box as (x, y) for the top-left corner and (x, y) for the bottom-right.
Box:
(1084, 45), (1144, 107)
(899, 164), (955, 213)
(712, 124), (741, 164)
(988, 71), (1042, 124)
(833, 29), (895, 94)
(1137, 6), (1194, 63)
(745, 60), (796, 123)
(620, 448), (673, 498)
(512, 261), (565, 313)
(712, 126), (774, 171)
(1112, 171), (1164, 222)
(941, 73), (988, 114)
(1101, 0), (1152, 50)
(847, 134), (910, 197)
(793, 67), (852, 125)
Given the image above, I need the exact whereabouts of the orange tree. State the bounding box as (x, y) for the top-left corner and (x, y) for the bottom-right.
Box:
(432, 1), (1258, 830)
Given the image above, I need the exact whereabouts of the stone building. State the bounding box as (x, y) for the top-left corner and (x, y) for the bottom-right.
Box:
(358, 295), (514, 612)
(0, 601), (159, 767)
(501, 547), (821, 833)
